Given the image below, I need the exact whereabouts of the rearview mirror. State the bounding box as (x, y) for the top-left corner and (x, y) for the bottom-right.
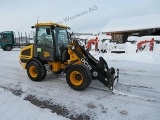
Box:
(68, 32), (72, 38)
(71, 31), (73, 36)
(46, 28), (50, 35)
(31, 26), (35, 29)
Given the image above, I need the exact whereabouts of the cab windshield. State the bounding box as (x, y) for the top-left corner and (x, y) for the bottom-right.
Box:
(36, 26), (70, 49)
(52, 27), (70, 57)
(53, 27), (70, 48)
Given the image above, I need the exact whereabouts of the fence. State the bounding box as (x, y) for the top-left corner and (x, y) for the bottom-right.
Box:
(13, 31), (34, 46)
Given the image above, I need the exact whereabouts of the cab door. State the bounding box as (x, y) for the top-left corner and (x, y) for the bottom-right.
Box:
(34, 26), (55, 61)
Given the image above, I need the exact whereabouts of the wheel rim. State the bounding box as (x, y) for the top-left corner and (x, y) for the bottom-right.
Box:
(29, 66), (38, 78)
(70, 71), (83, 86)
(6, 46), (11, 51)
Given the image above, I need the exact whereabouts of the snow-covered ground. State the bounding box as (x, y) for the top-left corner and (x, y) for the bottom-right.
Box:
(0, 46), (160, 120)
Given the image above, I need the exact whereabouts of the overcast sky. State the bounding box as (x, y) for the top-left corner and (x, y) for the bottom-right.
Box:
(0, 0), (160, 35)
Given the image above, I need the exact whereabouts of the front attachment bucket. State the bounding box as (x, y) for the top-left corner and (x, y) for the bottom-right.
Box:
(108, 69), (119, 90)
(96, 57), (120, 91)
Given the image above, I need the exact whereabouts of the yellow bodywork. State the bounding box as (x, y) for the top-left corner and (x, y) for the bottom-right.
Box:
(29, 66), (38, 78)
(19, 44), (34, 69)
(19, 22), (83, 73)
(19, 44), (64, 71)
(19, 42), (83, 72)
(70, 71), (83, 86)
(68, 43), (83, 65)
(48, 61), (63, 72)
(35, 22), (69, 29)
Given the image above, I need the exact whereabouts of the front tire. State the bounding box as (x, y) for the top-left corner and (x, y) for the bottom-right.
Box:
(27, 60), (46, 81)
(66, 64), (92, 91)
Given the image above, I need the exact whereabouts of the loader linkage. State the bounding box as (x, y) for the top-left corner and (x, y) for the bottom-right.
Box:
(73, 39), (120, 90)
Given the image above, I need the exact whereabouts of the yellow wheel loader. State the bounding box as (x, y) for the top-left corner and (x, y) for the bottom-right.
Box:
(19, 22), (119, 91)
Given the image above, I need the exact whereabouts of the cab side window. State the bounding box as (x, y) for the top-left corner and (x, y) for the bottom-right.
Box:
(3, 34), (7, 38)
(37, 27), (53, 48)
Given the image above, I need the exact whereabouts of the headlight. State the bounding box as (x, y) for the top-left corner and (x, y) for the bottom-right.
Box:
(92, 71), (98, 77)
(71, 45), (76, 50)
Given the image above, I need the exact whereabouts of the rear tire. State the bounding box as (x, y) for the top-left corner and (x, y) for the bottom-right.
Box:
(5, 45), (12, 51)
(66, 64), (92, 91)
(27, 60), (46, 81)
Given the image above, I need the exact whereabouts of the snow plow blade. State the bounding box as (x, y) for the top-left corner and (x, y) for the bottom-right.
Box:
(95, 57), (119, 90)
(109, 68), (119, 90)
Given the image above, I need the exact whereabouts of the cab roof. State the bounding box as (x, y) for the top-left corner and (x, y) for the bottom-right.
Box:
(0, 31), (14, 34)
(35, 22), (69, 29)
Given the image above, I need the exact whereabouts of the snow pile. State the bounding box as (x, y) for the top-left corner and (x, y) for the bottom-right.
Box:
(78, 35), (91, 40)
(154, 44), (160, 54)
(108, 52), (160, 64)
(88, 35), (97, 40)
(125, 42), (137, 54)
(134, 36), (160, 52)
(98, 39), (113, 52)
(98, 34), (111, 40)
(125, 35), (160, 54)
(138, 36), (160, 41)
(91, 41), (160, 65)
(113, 44), (125, 50)
(116, 39), (160, 64)
(127, 36), (139, 42)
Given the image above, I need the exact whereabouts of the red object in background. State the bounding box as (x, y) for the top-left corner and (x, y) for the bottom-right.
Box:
(136, 38), (154, 52)
(86, 37), (99, 51)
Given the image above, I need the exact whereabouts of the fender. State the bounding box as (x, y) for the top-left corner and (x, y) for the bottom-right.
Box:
(26, 57), (45, 69)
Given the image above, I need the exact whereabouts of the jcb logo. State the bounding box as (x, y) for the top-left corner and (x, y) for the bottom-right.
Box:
(81, 58), (92, 70)
(43, 51), (50, 58)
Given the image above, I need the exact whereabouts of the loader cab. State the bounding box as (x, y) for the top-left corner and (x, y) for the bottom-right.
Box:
(0, 31), (14, 51)
(33, 23), (70, 61)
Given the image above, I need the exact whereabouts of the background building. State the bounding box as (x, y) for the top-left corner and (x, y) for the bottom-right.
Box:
(102, 14), (160, 43)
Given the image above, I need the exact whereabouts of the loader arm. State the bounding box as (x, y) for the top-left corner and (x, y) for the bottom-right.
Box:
(68, 39), (119, 90)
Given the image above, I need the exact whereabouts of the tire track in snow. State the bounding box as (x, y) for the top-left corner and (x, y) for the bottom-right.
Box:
(0, 84), (91, 120)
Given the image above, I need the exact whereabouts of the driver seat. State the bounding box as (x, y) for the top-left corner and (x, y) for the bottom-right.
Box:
(61, 48), (70, 62)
